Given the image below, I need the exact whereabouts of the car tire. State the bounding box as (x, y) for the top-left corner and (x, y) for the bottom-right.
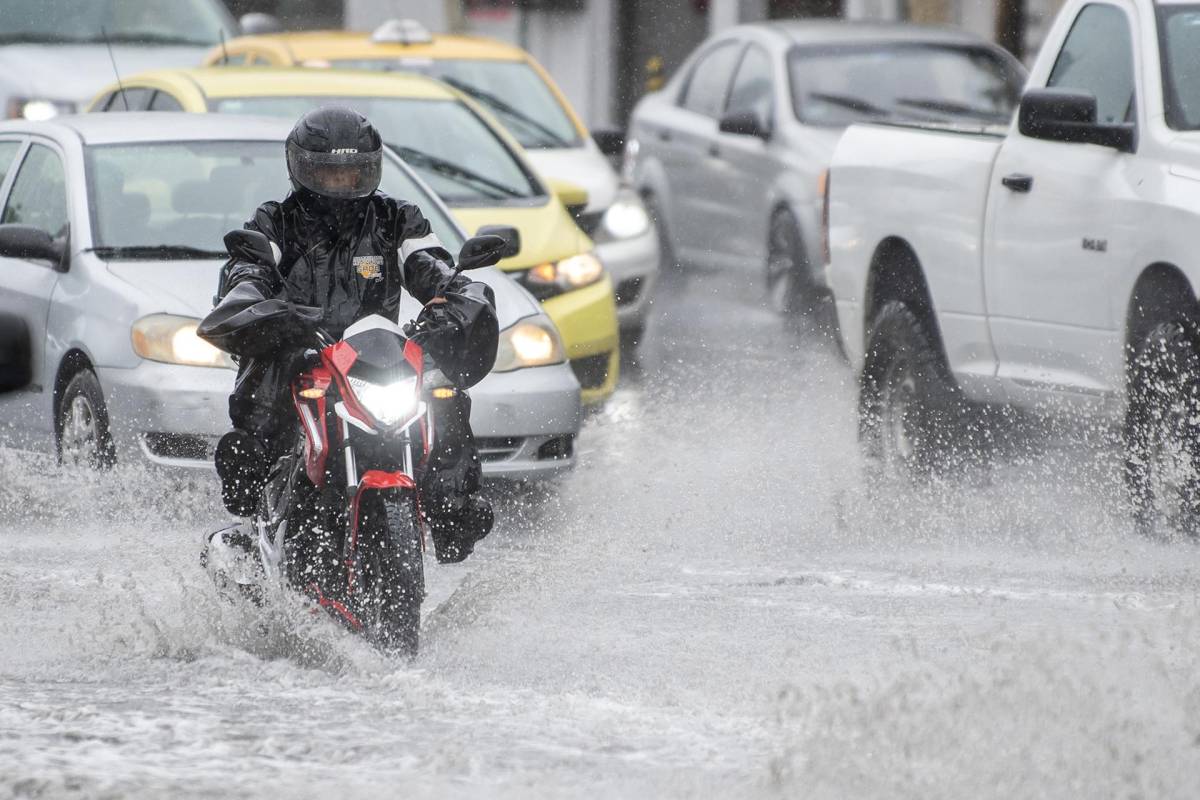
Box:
(1124, 319), (1200, 538)
(56, 369), (116, 469)
(766, 210), (818, 317)
(859, 300), (970, 484)
(643, 193), (679, 272)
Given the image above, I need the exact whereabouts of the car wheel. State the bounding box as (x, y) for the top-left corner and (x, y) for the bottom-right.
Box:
(766, 210), (818, 317)
(1125, 319), (1200, 538)
(859, 300), (966, 483)
(56, 369), (116, 469)
(643, 193), (679, 272)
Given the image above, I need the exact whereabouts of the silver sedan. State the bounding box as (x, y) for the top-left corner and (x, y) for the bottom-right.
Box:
(626, 21), (1026, 316)
(0, 112), (580, 479)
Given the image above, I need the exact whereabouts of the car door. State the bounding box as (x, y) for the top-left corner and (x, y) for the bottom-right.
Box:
(711, 41), (779, 269)
(660, 40), (745, 265)
(0, 140), (69, 439)
(984, 1), (1140, 394)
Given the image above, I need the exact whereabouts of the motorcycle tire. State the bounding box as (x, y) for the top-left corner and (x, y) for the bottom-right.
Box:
(354, 493), (425, 656)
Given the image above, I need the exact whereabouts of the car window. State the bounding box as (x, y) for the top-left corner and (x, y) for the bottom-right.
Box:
(2, 144), (69, 239)
(106, 88), (153, 112)
(93, 91), (116, 111)
(725, 44), (774, 127)
(0, 141), (23, 190)
(148, 91), (183, 112)
(680, 42), (743, 118)
(1047, 3), (1135, 124)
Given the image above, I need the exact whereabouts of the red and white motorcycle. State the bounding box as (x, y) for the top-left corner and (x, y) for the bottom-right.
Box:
(202, 235), (504, 655)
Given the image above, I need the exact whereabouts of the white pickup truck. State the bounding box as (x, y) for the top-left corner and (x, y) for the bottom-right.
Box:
(826, 0), (1200, 534)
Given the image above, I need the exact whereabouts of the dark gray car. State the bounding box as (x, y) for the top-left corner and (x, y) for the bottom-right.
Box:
(625, 21), (1026, 315)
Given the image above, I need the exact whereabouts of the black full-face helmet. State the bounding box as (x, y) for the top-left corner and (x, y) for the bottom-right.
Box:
(285, 106), (383, 203)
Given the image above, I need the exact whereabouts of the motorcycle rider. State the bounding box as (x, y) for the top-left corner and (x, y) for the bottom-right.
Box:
(198, 106), (499, 564)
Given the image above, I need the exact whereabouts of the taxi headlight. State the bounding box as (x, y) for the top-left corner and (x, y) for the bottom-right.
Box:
(601, 192), (650, 240)
(523, 252), (605, 299)
(7, 97), (76, 121)
(131, 314), (234, 369)
(347, 375), (419, 427)
(492, 318), (566, 372)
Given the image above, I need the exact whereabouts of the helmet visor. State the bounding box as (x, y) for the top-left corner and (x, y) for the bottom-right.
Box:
(287, 142), (382, 199)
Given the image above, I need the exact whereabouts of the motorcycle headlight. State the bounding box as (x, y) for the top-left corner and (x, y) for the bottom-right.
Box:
(347, 375), (419, 427)
(521, 252), (605, 300)
(6, 97), (76, 121)
(600, 191), (650, 240)
(131, 314), (234, 369)
(492, 318), (566, 373)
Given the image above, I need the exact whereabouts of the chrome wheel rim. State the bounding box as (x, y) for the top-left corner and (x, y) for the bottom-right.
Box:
(60, 395), (99, 467)
(880, 359), (920, 472)
(766, 218), (796, 313)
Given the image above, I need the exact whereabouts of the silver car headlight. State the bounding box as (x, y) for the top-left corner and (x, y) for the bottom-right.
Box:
(347, 375), (419, 427)
(601, 190), (650, 240)
(6, 97), (76, 121)
(131, 314), (234, 369)
(492, 318), (566, 373)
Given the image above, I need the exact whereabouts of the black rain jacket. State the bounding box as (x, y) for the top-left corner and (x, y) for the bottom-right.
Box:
(198, 191), (498, 436)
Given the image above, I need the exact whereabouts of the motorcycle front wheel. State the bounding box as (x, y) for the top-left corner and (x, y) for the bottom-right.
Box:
(353, 493), (425, 656)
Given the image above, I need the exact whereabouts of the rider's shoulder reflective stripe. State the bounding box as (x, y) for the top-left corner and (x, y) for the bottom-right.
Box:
(399, 232), (442, 264)
(269, 241), (281, 265)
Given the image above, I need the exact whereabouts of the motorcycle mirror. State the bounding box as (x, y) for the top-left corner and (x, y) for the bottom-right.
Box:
(224, 229), (278, 268)
(456, 234), (508, 271)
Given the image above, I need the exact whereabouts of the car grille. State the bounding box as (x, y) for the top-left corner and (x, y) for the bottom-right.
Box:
(537, 435), (574, 461)
(570, 353), (611, 390)
(476, 437), (523, 463)
(143, 432), (215, 461)
(575, 210), (603, 236)
(614, 277), (644, 307)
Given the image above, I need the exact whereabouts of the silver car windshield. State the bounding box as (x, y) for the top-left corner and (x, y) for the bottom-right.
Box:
(330, 58), (581, 150)
(1158, 5), (1200, 129)
(0, 0), (235, 46)
(211, 96), (542, 206)
(788, 44), (1024, 126)
(85, 140), (464, 257)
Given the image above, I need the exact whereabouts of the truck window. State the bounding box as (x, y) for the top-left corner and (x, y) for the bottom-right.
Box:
(680, 42), (743, 119)
(1046, 4), (1135, 124)
(725, 44), (774, 129)
(1158, 4), (1200, 129)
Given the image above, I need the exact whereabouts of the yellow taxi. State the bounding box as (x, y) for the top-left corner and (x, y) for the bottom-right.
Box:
(200, 20), (661, 341)
(87, 68), (619, 404)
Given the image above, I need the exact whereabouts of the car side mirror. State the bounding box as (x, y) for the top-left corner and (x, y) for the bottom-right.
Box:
(476, 224), (521, 259)
(457, 234), (509, 271)
(224, 229), (277, 267)
(592, 128), (625, 158)
(0, 311), (30, 394)
(1018, 88), (1135, 153)
(718, 110), (770, 140)
(239, 12), (283, 35)
(0, 224), (65, 268)
(546, 178), (589, 217)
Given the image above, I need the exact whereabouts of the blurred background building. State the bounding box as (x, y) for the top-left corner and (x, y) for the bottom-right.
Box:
(228, 0), (1064, 131)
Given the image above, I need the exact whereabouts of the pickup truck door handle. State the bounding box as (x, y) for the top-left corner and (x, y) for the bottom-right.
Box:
(1002, 173), (1033, 193)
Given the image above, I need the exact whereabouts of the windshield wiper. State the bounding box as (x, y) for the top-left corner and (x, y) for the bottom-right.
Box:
(438, 76), (572, 148)
(89, 245), (227, 260)
(0, 33), (96, 45)
(806, 92), (894, 118)
(387, 143), (524, 201)
(895, 97), (1007, 121)
(97, 31), (217, 46)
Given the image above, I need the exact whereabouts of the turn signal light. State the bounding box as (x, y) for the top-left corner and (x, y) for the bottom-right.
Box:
(299, 387), (326, 399)
(431, 387), (457, 400)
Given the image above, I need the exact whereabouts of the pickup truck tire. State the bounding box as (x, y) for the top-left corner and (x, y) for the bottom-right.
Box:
(1125, 320), (1200, 538)
(766, 210), (815, 317)
(860, 300), (965, 483)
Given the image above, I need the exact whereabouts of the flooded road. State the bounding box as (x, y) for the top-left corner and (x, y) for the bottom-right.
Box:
(3, 268), (1200, 798)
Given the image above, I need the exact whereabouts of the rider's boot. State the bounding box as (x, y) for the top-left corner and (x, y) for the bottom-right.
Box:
(214, 428), (268, 517)
(428, 496), (494, 564)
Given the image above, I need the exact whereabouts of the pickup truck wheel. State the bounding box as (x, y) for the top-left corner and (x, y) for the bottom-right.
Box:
(1125, 320), (1200, 538)
(766, 211), (815, 316)
(860, 301), (962, 483)
(56, 369), (116, 470)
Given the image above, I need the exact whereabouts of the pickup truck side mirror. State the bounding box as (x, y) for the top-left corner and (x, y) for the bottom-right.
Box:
(1018, 89), (1136, 153)
(0, 224), (65, 268)
(718, 110), (771, 140)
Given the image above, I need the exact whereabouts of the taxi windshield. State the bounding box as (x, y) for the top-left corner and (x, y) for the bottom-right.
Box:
(211, 95), (543, 205)
(329, 58), (581, 150)
(85, 140), (463, 256)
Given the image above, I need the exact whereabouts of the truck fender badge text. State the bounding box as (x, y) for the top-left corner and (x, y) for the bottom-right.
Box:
(1082, 238), (1108, 253)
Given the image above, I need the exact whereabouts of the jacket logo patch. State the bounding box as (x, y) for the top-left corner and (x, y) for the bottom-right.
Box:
(354, 255), (384, 280)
